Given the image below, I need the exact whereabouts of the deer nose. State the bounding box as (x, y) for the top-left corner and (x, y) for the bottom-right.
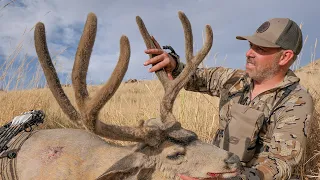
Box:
(225, 154), (240, 168)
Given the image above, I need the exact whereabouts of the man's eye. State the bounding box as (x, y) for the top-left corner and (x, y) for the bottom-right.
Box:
(256, 47), (266, 53)
(258, 47), (266, 52)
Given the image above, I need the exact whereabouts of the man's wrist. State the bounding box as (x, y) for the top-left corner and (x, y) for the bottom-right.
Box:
(168, 52), (179, 72)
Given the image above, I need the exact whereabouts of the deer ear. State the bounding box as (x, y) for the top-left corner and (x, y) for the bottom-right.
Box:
(96, 153), (155, 180)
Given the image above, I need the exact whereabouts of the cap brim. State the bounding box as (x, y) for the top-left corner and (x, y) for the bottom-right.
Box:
(236, 35), (281, 48)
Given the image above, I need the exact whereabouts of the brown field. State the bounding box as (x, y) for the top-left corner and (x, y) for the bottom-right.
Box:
(0, 58), (320, 178)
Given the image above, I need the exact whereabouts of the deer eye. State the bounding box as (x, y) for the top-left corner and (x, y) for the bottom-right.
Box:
(166, 152), (185, 160)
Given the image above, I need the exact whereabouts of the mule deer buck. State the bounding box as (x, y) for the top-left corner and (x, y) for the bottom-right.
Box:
(0, 12), (241, 180)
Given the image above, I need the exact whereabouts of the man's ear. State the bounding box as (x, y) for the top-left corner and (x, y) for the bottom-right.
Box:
(278, 50), (294, 66)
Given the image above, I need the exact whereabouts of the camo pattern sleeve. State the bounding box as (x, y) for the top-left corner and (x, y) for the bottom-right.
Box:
(249, 86), (314, 179)
(172, 62), (241, 97)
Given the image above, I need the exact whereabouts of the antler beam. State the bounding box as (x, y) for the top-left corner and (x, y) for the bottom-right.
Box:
(72, 13), (97, 113)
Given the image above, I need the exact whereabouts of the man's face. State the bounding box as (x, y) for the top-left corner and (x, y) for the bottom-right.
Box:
(245, 43), (283, 82)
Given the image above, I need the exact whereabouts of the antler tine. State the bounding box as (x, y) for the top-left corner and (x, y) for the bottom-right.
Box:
(164, 12), (212, 124)
(173, 12), (213, 91)
(71, 13), (131, 132)
(178, 11), (194, 62)
(136, 16), (179, 128)
(160, 11), (213, 127)
(72, 12), (97, 113)
(34, 22), (82, 127)
(91, 35), (163, 146)
(136, 16), (169, 88)
(87, 35), (130, 129)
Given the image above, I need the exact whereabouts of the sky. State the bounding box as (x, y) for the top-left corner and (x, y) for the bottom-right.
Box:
(0, 0), (319, 89)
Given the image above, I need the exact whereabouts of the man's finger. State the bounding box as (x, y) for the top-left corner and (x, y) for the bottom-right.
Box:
(151, 36), (161, 49)
(145, 49), (164, 55)
(148, 59), (168, 72)
(144, 54), (164, 66)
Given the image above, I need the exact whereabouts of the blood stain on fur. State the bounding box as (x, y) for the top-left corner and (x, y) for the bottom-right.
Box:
(40, 146), (64, 164)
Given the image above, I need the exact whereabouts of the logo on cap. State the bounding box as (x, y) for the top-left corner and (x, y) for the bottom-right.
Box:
(256, 21), (270, 33)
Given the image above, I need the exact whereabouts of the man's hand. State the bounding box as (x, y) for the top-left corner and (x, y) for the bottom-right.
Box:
(143, 36), (177, 80)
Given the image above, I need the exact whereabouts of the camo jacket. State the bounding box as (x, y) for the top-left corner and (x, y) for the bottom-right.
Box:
(172, 62), (314, 180)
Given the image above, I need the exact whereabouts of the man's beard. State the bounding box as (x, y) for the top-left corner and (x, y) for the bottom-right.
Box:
(246, 57), (280, 82)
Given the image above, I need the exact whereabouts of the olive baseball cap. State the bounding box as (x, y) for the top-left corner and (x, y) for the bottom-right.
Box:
(236, 18), (303, 55)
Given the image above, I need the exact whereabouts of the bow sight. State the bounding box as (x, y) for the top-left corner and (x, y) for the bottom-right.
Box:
(0, 110), (45, 158)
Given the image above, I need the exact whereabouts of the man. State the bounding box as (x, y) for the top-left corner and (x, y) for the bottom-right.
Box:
(143, 18), (314, 179)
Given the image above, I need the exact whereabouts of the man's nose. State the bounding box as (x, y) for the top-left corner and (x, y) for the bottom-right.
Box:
(246, 48), (254, 58)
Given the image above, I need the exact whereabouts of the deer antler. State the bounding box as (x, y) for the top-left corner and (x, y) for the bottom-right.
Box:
(34, 12), (162, 146)
(136, 11), (213, 129)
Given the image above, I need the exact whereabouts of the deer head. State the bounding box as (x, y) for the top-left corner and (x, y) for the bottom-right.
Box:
(132, 11), (242, 179)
